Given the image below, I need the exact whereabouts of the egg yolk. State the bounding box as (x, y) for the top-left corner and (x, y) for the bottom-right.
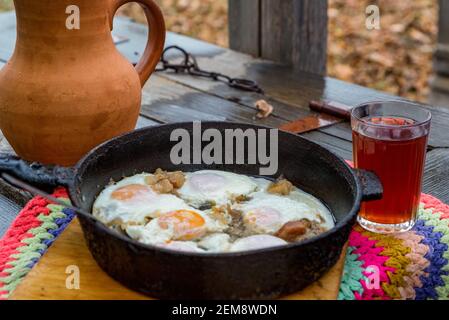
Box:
(111, 184), (152, 201)
(158, 210), (206, 240)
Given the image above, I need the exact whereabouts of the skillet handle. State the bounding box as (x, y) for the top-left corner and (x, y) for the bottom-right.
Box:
(353, 169), (383, 201)
(1, 173), (100, 225)
(0, 154), (74, 189)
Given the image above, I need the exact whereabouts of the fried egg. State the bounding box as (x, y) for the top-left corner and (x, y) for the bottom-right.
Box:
(198, 233), (232, 252)
(287, 189), (334, 230)
(235, 191), (333, 234)
(177, 170), (258, 207)
(230, 235), (288, 252)
(93, 169), (334, 254)
(93, 174), (191, 225)
(126, 209), (227, 246)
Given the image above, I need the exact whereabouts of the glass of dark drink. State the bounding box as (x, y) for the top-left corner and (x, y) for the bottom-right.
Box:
(351, 101), (431, 233)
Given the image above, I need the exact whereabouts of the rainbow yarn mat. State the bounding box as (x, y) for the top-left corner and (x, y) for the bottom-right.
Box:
(0, 188), (75, 300)
(0, 189), (448, 300)
(340, 194), (449, 300)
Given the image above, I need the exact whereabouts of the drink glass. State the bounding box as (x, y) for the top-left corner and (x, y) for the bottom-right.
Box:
(351, 101), (431, 233)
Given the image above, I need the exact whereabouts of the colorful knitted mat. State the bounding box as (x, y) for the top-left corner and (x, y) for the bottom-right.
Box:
(0, 189), (448, 300)
(0, 188), (75, 300)
(339, 193), (449, 300)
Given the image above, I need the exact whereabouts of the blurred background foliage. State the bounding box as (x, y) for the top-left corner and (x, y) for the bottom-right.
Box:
(0, 0), (438, 102)
(327, 0), (437, 102)
(0, 0), (12, 11)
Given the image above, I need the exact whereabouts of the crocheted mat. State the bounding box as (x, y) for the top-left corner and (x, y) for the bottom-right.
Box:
(0, 189), (448, 300)
(0, 188), (75, 300)
(340, 193), (449, 300)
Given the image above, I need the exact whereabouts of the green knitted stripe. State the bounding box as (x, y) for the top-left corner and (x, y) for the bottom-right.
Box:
(338, 246), (366, 300)
(0, 267), (31, 286)
(28, 222), (59, 235)
(0, 201), (69, 297)
(3, 276), (29, 294)
(16, 241), (47, 252)
(419, 206), (449, 271)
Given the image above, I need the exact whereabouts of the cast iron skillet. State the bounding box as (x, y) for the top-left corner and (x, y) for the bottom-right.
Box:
(0, 122), (382, 299)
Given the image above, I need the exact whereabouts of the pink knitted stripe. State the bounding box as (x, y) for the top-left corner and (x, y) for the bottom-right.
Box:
(349, 230), (394, 300)
(421, 194), (449, 219)
(394, 232), (429, 299)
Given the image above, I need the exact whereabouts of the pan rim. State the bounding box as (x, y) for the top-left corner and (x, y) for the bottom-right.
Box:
(70, 121), (361, 258)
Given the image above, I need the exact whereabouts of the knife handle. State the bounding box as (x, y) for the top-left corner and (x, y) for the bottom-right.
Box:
(309, 100), (353, 120)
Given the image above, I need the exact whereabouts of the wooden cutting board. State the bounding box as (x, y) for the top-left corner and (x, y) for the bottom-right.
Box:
(10, 218), (346, 300)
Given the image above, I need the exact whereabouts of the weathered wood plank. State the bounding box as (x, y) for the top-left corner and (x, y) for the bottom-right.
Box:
(228, 0), (261, 57)
(0, 194), (22, 238)
(261, 0), (328, 75)
(155, 47), (449, 149)
(112, 15), (225, 64)
(0, 11), (15, 63)
(318, 103), (449, 150)
(437, 0), (449, 46)
(143, 74), (356, 162)
(157, 75), (305, 124)
(0, 127), (33, 207)
(154, 51), (329, 130)
(142, 75), (286, 127)
(423, 149), (449, 204)
(135, 115), (160, 129)
(142, 75), (356, 161)
(300, 131), (353, 161)
(228, 0), (328, 74)
(429, 0), (449, 110)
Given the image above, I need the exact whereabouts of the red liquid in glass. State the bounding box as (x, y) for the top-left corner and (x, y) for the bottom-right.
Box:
(353, 117), (428, 224)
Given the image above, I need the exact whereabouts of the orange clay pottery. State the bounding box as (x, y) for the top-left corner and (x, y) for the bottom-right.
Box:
(0, 0), (165, 165)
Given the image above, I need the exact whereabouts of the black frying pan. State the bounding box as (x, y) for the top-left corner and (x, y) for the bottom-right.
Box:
(0, 122), (382, 299)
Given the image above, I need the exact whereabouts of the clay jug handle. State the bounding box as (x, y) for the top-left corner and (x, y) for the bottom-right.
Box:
(110, 0), (166, 87)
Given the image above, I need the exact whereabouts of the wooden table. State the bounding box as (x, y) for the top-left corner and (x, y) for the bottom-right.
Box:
(1, 11), (448, 207)
(1, 11), (449, 299)
(9, 219), (347, 300)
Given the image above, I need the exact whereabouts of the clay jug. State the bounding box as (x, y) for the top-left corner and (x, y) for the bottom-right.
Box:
(0, 0), (165, 165)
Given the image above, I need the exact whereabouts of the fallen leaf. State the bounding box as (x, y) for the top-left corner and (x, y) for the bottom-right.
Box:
(255, 100), (274, 119)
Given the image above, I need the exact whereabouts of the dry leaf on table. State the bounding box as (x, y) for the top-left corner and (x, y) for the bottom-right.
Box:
(255, 100), (274, 119)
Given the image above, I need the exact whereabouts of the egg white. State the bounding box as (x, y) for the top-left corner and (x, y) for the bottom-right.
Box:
(230, 235), (288, 252)
(286, 188), (335, 230)
(93, 170), (334, 254)
(156, 241), (205, 253)
(235, 189), (334, 234)
(93, 174), (191, 225)
(198, 233), (232, 252)
(177, 170), (258, 207)
(125, 209), (227, 246)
